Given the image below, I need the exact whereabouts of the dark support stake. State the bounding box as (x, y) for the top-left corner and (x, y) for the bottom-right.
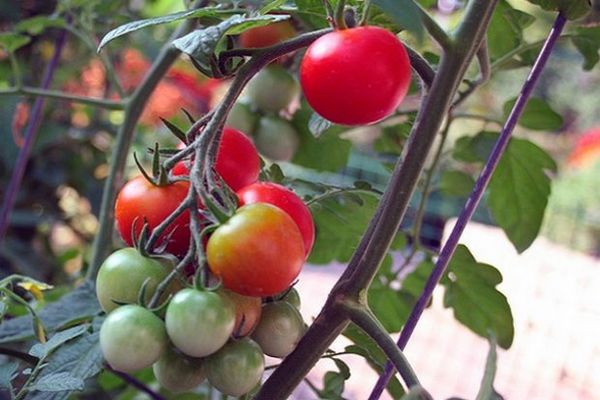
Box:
(368, 12), (568, 400)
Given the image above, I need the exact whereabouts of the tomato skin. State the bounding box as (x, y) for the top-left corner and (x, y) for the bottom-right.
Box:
(222, 289), (262, 338)
(115, 176), (191, 256)
(225, 102), (257, 135)
(172, 127), (260, 191)
(239, 21), (295, 49)
(251, 301), (305, 358)
(96, 248), (177, 312)
(237, 182), (315, 256)
(206, 338), (265, 397)
(281, 287), (301, 310)
(300, 26), (412, 126)
(246, 65), (299, 114)
(100, 305), (168, 373)
(153, 346), (206, 393)
(165, 288), (235, 357)
(253, 116), (300, 162)
(206, 203), (305, 296)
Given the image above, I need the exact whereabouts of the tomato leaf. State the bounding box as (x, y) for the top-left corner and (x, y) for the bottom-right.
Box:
(526, 0), (591, 20)
(29, 372), (85, 392)
(97, 7), (225, 51)
(320, 371), (345, 399)
(442, 245), (514, 349)
(502, 97), (563, 131)
(571, 26), (600, 71)
(0, 362), (18, 392)
(308, 112), (332, 138)
(29, 325), (88, 359)
(438, 170), (475, 197)
(0, 280), (99, 343)
(172, 14), (288, 75)
(291, 102), (352, 172)
(0, 33), (31, 52)
(475, 335), (504, 400)
(15, 16), (66, 35)
(371, 0), (425, 40)
(487, 1), (535, 61)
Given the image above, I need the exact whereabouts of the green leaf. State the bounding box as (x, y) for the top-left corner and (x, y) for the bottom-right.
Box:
(503, 97), (563, 131)
(452, 133), (496, 163)
(488, 135), (557, 252)
(0, 280), (100, 343)
(291, 102), (352, 172)
(0, 33), (31, 52)
(260, 0), (287, 15)
(29, 372), (85, 392)
(371, 0), (424, 39)
(28, 318), (104, 400)
(343, 325), (405, 399)
(487, 1), (535, 60)
(374, 123), (412, 155)
(439, 170), (475, 197)
(0, 362), (18, 390)
(442, 245), (514, 349)
(308, 192), (379, 264)
(29, 325), (88, 359)
(172, 14), (288, 75)
(526, 0), (591, 20)
(98, 7), (224, 51)
(475, 335), (504, 400)
(571, 26), (600, 70)
(320, 371), (345, 399)
(292, 0), (329, 29)
(308, 112), (332, 138)
(15, 16), (66, 35)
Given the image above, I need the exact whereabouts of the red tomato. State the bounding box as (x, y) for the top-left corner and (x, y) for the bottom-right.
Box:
(237, 182), (315, 256)
(299, 26), (412, 126)
(239, 21), (295, 49)
(206, 203), (305, 297)
(115, 176), (191, 256)
(173, 127), (260, 191)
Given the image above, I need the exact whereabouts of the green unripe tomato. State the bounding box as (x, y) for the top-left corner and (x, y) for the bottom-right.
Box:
(206, 338), (265, 397)
(225, 102), (257, 135)
(96, 248), (177, 312)
(165, 288), (236, 357)
(254, 116), (300, 162)
(153, 346), (206, 393)
(100, 305), (167, 373)
(252, 301), (305, 358)
(281, 287), (301, 310)
(245, 65), (299, 114)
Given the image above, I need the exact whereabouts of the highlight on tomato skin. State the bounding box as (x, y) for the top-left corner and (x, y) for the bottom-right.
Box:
(299, 26), (412, 126)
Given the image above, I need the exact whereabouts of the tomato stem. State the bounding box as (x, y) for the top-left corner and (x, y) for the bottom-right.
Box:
(334, 0), (348, 30)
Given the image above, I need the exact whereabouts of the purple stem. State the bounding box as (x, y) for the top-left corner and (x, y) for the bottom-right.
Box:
(369, 12), (567, 400)
(0, 23), (70, 243)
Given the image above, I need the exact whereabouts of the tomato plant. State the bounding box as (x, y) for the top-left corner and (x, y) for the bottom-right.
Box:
(172, 126), (260, 191)
(300, 26), (412, 126)
(165, 288), (235, 357)
(222, 289), (263, 338)
(237, 182), (315, 255)
(206, 338), (265, 397)
(114, 176), (191, 256)
(153, 345), (207, 393)
(245, 65), (299, 114)
(99, 305), (168, 373)
(251, 301), (305, 358)
(253, 116), (300, 162)
(206, 203), (305, 296)
(95, 248), (178, 312)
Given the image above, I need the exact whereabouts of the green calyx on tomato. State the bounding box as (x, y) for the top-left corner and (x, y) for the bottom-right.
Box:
(251, 301), (305, 358)
(206, 337), (265, 397)
(96, 248), (178, 312)
(300, 26), (412, 126)
(100, 305), (168, 373)
(206, 203), (305, 297)
(165, 288), (235, 358)
(153, 345), (206, 393)
(237, 182), (315, 256)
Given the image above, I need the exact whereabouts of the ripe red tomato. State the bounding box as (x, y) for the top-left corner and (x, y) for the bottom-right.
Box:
(114, 176), (191, 256)
(299, 26), (412, 126)
(172, 127), (260, 191)
(206, 203), (305, 297)
(239, 21), (295, 49)
(237, 182), (315, 256)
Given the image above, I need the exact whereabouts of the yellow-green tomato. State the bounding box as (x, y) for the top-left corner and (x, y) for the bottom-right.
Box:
(245, 65), (299, 113)
(165, 288), (235, 357)
(96, 248), (174, 312)
(153, 346), (206, 393)
(252, 301), (305, 358)
(100, 305), (167, 373)
(254, 116), (300, 162)
(206, 338), (265, 397)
